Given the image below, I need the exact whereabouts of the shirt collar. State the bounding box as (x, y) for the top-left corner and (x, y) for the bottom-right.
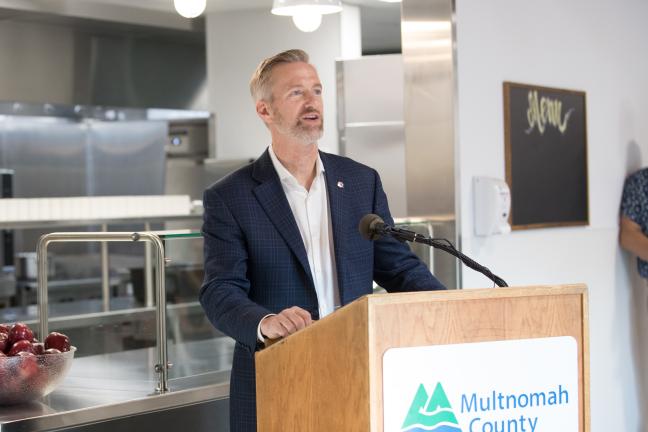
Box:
(268, 145), (325, 185)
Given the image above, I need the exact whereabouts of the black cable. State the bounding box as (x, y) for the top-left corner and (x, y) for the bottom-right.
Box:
(385, 226), (509, 287)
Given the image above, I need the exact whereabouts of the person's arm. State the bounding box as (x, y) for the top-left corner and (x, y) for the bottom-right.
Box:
(620, 216), (648, 261)
(370, 170), (446, 292)
(200, 187), (313, 352)
(199, 187), (274, 354)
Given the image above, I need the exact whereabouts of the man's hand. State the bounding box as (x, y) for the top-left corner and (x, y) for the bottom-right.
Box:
(260, 306), (313, 340)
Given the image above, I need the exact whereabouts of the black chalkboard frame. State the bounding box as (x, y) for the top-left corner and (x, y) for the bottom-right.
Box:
(503, 81), (589, 230)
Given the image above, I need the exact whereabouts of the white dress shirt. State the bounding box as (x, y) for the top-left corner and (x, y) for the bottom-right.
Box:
(258, 146), (340, 341)
(269, 145), (340, 316)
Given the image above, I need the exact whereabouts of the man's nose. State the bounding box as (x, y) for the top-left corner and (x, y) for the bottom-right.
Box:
(304, 90), (320, 104)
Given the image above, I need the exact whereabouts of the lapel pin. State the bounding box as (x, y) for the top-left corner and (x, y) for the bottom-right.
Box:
(337, 181), (344, 189)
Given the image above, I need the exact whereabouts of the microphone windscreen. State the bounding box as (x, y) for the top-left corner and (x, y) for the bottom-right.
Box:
(358, 213), (384, 240)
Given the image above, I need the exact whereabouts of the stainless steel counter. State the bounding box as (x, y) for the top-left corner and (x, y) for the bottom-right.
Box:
(0, 337), (234, 431)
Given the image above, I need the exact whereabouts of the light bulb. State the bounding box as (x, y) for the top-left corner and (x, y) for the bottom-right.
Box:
(292, 9), (322, 32)
(174, 0), (206, 19)
(271, 1), (342, 16)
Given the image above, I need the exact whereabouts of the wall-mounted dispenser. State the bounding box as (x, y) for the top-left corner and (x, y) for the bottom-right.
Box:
(473, 177), (511, 236)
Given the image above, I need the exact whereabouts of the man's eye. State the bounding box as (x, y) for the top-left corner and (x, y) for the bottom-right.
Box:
(314, 88), (322, 96)
(291, 90), (303, 96)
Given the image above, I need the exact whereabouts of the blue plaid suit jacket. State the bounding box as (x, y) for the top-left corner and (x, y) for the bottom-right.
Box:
(200, 149), (445, 432)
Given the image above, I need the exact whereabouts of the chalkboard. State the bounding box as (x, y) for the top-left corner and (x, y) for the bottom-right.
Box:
(504, 82), (589, 230)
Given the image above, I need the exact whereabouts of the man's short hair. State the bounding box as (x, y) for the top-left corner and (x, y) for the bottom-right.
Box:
(249, 49), (310, 102)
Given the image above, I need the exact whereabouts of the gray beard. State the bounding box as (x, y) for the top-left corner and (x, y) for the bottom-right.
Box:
(275, 119), (323, 145)
(290, 120), (324, 144)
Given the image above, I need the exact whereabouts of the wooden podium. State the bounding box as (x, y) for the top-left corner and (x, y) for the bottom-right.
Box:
(255, 285), (589, 431)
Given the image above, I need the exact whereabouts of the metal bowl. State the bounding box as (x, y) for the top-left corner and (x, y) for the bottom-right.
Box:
(0, 347), (76, 405)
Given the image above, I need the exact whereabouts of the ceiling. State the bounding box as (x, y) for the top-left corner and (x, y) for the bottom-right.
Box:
(0, 0), (401, 54)
(73, 0), (400, 13)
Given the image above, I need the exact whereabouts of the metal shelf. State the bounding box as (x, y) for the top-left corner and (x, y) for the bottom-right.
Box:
(0, 214), (202, 230)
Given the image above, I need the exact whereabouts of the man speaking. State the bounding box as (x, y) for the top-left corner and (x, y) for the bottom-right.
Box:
(200, 49), (445, 432)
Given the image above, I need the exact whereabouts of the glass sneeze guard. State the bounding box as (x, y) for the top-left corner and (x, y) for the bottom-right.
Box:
(35, 229), (223, 395)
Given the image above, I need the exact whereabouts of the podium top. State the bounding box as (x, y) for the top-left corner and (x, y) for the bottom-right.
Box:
(260, 284), (588, 354)
(365, 283), (587, 305)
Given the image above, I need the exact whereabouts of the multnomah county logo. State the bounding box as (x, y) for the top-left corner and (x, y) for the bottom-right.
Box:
(401, 382), (462, 432)
(384, 338), (578, 432)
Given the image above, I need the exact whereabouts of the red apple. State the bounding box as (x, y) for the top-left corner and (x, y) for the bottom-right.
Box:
(16, 351), (39, 380)
(0, 323), (10, 335)
(8, 323), (34, 345)
(44, 332), (71, 352)
(8, 339), (35, 356)
(32, 342), (45, 355)
(0, 332), (9, 353)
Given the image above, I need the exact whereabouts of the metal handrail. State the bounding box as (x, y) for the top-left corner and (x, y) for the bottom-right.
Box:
(36, 231), (171, 393)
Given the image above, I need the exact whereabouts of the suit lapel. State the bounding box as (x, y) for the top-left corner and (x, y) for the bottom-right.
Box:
(321, 152), (348, 298)
(252, 150), (314, 286)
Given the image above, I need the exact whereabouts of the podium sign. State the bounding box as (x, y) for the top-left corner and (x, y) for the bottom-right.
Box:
(383, 337), (578, 432)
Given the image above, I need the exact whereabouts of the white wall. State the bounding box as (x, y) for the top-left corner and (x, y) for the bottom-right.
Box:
(206, 8), (358, 160)
(456, 0), (648, 430)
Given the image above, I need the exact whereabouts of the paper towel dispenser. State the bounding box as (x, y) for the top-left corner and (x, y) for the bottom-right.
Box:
(473, 177), (511, 236)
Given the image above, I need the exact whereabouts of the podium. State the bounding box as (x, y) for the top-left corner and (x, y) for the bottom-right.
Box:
(255, 285), (589, 431)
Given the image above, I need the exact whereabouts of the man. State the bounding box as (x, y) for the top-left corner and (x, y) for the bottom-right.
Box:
(199, 49), (445, 432)
(620, 167), (648, 277)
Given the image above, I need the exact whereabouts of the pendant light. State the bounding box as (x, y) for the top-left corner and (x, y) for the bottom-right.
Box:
(174, 0), (206, 19)
(272, 0), (343, 33)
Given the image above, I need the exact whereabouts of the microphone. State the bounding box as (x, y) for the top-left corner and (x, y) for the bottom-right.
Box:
(359, 214), (416, 242)
(358, 214), (508, 287)
(359, 213), (388, 240)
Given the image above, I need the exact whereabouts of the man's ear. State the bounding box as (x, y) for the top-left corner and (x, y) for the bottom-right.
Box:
(256, 100), (272, 124)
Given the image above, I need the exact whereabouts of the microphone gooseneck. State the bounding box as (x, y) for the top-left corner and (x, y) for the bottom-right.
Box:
(358, 213), (508, 287)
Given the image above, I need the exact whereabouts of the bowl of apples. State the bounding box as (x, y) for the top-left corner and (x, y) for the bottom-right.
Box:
(0, 322), (75, 405)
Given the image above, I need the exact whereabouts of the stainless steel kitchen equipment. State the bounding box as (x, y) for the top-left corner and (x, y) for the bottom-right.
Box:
(0, 230), (232, 432)
(0, 14), (206, 111)
(401, 0), (459, 289)
(394, 218), (434, 272)
(0, 271), (15, 308)
(337, 52), (458, 288)
(337, 54), (408, 219)
(14, 252), (54, 281)
(0, 111), (215, 374)
(37, 231), (173, 392)
(164, 118), (253, 202)
(0, 340), (232, 432)
(0, 104), (169, 305)
(163, 118), (253, 270)
(0, 168), (15, 306)
(0, 169), (13, 267)
(0, 102), (216, 311)
(167, 120), (209, 158)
